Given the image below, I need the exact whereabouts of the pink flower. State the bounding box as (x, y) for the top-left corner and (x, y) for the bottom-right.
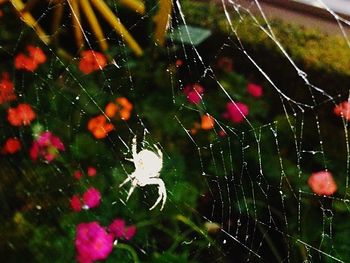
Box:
(183, 83), (204, 104)
(223, 102), (249, 123)
(109, 218), (137, 241)
(334, 101), (350, 121)
(75, 222), (113, 263)
(124, 225), (137, 241)
(71, 195), (82, 212)
(109, 219), (125, 238)
(308, 171), (337, 196)
(247, 83), (263, 98)
(87, 166), (97, 177)
(82, 187), (101, 209)
(30, 131), (65, 162)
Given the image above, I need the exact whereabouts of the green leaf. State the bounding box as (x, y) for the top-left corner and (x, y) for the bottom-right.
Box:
(169, 25), (211, 46)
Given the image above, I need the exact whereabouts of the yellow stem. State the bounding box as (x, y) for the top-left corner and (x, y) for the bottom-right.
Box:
(80, 0), (108, 51)
(153, 0), (172, 45)
(10, 0), (50, 44)
(90, 0), (143, 56)
(67, 0), (84, 50)
(119, 0), (145, 15)
(51, 1), (64, 40)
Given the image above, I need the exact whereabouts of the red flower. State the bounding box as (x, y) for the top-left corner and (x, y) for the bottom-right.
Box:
(82, 187), (101, 209)
(71, 195), (82, 212)
(74, 170), (83, 180)
(87, 166), (97, 177)
(217, 57), (233, 72)
(175, 59), (183, 67)
(2, 137), (21, 154)
(247, 83), (263, 98)
(334, 101), (350, 121)
(30, 131), (65, 162)
(27, 46), (47, 64)
(308, 171), (337, 196)
(0, 72), (16, 104)
(14, 45), (46, 72)
(223, 102), (249, 123)
(218, 129), (227, 137)
(109, 218), (137, 241)
(75, 222), (113, 263)
(183, 83), (204, 104)
(7, 103), (36, 126)
(79, 50), (107, 74)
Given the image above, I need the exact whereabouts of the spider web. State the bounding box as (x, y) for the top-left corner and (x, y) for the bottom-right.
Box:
(1, 0), (350, 262)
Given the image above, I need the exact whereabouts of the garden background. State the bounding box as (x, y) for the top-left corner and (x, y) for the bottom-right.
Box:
(1, 0), (350, 262)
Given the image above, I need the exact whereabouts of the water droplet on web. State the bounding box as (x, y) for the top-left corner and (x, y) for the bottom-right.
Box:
(75, 96), (80, 100)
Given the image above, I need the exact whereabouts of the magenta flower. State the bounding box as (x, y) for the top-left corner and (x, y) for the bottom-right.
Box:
(124, 225), (137, 240)
(109, 218), (137, 241)
(82, 187), (101, 209)
(71, 195), (82, 212)
(75, 222), (113, 263)
(247, 83), (263, 98)
(223, 102), (249, 124)
(183, 83), (204, 104)
(30, 131), (65, 162)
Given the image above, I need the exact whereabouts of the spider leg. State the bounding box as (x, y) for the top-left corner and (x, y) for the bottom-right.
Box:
(126, 182), (137, 201)
(132, 135), (138, 160)
(154, 143), (163, 160)
(147, 178), (166, 211)
(119, 176), (131, 187)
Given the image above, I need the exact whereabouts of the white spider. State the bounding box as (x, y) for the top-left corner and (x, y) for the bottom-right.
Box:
(119, 136), (166, 211)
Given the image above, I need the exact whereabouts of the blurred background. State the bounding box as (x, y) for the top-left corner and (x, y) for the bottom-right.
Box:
(1, 0), (350, 262)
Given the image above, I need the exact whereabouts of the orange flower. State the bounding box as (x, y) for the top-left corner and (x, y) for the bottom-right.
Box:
(7, 103), (36, 126)
(2, 137), (21, 154)
(115, 97), (133, 120)
(190, 122), (200, 135)
(0, 72), (16, 104)
(14, 46), (46, 72)
(201, 114), (215, 130)
(308, 171), (337, 196)
(79, 50), (107, 74)
(119, 110), (131, 120)
(105, 102), (118, 118)
(334, 101), (350, 120)
(88, 115), (114, 139)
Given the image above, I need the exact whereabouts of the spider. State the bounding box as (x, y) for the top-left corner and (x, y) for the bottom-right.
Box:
(119, 136), (166, 211)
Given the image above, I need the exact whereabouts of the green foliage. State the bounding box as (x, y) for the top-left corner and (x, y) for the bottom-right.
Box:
(182, 0), (350, 76)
